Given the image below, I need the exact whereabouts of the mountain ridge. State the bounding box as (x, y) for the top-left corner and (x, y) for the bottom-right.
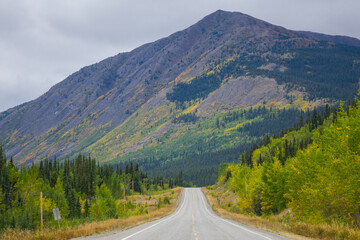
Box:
(1, 10), (360, 175)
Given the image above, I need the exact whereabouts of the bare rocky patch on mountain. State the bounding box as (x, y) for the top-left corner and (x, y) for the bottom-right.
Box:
(197, 76), (287, 115)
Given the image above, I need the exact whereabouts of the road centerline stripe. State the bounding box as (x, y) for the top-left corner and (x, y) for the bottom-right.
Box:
(192, 189), (197, 236)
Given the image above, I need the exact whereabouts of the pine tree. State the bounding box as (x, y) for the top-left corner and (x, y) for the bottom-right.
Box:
(84, 199), (89, 218)
(52, 177), (69, 218)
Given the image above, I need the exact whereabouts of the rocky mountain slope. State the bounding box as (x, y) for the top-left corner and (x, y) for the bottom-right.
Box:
(1, 10), (360, 182)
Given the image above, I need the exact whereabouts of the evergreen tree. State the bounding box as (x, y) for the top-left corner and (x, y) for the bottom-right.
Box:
(52, 177), (69, 218)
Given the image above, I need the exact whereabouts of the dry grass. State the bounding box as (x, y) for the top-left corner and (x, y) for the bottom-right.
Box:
(1, 188), (182, 240)
(285, 222), (360, 240)
(203, 187), (360, 240)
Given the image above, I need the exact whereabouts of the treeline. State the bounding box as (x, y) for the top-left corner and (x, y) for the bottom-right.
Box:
(0, 153), (182, 231)
(270, 44), (360, 100)
(240, 108), (304, 137)
(217, 106), (304, 138)
(172, 112), (199, 124)
(166, 73), (222, 103)
(251, 43), (360, 100)
(239, 104), (333, 166)
(167, 42), (360, 105)
(136, 106), (312, 186)
(218, 94), (360, 226)
(147, 146), (245, 186)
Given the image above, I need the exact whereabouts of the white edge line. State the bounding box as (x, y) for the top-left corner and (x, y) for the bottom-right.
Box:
(121, 189), (187, 240)
(198, 189), (273, 240)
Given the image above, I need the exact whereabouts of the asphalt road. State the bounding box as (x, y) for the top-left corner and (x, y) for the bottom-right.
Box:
(75, 188), (289, 240)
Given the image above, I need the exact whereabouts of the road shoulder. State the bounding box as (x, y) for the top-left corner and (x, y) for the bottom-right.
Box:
(202, 187), (312, 240)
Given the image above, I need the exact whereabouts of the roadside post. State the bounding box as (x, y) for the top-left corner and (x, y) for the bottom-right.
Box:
(40, 192), (43, 234)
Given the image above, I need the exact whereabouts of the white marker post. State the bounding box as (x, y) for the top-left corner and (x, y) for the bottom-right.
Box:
(52, 208), (61, 230)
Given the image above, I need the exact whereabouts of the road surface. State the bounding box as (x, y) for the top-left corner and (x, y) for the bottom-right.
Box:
(75, 188), (288, 240)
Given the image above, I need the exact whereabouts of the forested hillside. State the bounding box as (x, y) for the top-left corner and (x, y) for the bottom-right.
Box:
(0, 151), (183, 231)
(216, 89), (360, 226)
(113, 106), (306, 186)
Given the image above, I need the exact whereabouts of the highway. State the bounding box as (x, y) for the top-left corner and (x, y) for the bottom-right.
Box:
(75, 188), (288, 240)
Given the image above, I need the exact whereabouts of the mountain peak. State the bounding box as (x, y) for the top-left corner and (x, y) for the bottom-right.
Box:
(189, 9), (271, 38)
(207, 9), (245, 17)
(199, 9), (250, 25)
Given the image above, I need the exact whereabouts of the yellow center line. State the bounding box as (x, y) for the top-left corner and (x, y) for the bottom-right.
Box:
(192, 189), (198, 239)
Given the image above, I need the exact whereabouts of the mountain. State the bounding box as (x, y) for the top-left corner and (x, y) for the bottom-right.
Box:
(1, 10), (360, 184)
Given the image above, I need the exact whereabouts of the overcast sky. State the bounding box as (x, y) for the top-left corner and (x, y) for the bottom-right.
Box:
(0, 0), (359, 112)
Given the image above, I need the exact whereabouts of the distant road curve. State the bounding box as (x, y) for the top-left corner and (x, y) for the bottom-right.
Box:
(74, 188), (289, 240)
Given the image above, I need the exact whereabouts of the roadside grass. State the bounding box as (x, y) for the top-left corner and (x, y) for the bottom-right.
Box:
(202, 187), (360, 240)
(0, 188), (182, 240)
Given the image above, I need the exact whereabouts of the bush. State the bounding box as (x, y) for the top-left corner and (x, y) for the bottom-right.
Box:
(163, 197), (171, 205)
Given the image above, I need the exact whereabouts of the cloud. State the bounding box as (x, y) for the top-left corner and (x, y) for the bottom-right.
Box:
(0, 0), (359, 111)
